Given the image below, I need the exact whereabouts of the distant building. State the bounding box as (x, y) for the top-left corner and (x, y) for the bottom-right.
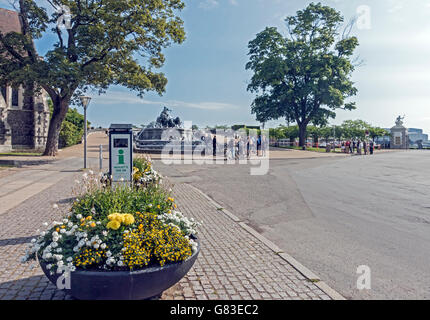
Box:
(0, 8), (50, 152)
(408, 128), (429, 145)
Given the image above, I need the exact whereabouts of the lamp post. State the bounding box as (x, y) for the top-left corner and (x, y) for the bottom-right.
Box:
(79, 96), (92, 169)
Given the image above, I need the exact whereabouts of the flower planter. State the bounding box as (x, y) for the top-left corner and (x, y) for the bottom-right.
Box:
(38, 239), (200, 300)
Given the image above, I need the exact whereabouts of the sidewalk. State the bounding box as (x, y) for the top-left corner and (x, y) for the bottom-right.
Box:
(0, 166), (341, 300)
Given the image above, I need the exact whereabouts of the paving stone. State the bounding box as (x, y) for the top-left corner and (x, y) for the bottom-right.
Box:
(0, 167), (332, 301)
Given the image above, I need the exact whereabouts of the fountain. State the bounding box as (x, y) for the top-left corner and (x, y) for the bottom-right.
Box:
(134, 107), (201, 153)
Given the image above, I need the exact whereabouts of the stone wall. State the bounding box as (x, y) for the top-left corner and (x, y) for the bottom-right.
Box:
(8, 109), (35, 149)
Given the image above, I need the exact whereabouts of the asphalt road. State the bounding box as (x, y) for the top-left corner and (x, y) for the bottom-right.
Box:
(153, 150), (430, 299)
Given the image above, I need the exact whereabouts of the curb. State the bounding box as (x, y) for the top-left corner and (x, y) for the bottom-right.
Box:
(187, 183), (346, 301)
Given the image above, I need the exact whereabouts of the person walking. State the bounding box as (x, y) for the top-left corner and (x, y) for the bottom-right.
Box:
(357, 140), (361, 155)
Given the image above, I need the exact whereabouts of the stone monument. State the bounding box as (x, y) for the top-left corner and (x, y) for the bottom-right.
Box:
(390, 116), (409, 149)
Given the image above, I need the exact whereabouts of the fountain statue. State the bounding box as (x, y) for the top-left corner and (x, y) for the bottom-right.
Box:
(134, 107), (198, 153)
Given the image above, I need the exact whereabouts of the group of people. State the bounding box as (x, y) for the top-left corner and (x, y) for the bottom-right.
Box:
(209, 134), (267, 159)
(341, 140), (376, 155)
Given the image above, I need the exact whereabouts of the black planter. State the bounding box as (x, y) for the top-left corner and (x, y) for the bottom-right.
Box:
(38, 239), (200, 300)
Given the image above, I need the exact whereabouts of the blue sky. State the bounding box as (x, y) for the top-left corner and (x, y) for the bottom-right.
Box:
(2, 0), (430, 133)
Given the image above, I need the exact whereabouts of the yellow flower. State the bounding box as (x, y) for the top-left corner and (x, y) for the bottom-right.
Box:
(123, 214), (135, 226)
(108, 213), (125, 223)
(107, 220), (121, 230)
(90, 222), (96, 228)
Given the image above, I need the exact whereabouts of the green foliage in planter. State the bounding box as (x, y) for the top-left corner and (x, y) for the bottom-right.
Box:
(72, 185), (172, 221)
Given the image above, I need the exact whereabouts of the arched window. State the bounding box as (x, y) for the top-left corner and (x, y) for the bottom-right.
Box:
(12, 88), (19, 107)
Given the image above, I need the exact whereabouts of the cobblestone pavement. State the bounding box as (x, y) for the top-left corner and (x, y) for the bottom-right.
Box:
(0, 170), (332, 300)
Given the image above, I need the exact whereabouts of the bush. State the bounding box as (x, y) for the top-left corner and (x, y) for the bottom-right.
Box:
(59, 121), (83, 148)
(48, 100), (88, 148)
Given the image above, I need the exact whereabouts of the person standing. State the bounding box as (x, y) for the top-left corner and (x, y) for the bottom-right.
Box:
(262, 135), (267, 157)
(352, 140), (356, 154)
(212, 135), (217, 157)
(363, 140), (367, 155)
(370, 141), (374, 155)
(257, 135), (262, 156)
(228, 137), (235, 160)
(247, 136), (251, 159)
(357, 140), (361, 155)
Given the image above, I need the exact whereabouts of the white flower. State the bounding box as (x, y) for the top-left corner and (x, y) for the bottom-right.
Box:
(117, 261), (123, 267)
(82, 173), (88, 180)
(67, 257), (73, 262)
(89, 170), (94, 175)
(31, 239), (36, 243)
(100, 243), (107, 250)
(106, 251), (112, 257)
(46, 264), (52, 269)
(56, 248), (62, 253)
(53, 204), (59, 209)
(102, 231), (108, 237)
(76, 214), (83, 219)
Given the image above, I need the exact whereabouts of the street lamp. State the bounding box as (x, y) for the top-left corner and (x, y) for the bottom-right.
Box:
(79, 96), (92, 169)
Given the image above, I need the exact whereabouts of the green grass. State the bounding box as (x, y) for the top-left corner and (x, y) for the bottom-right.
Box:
(0, 152), (43, 157)
(0, 164), (14, 169)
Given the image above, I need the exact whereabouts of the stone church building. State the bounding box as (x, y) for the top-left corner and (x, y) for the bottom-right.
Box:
(0, 8), (50, 152)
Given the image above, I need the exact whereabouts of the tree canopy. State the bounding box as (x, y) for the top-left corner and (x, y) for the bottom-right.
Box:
(246, 2), (359, 146)
(0, 0), (185, 155)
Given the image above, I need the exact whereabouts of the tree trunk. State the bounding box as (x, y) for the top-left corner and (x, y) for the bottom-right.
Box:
(43, 99), (69, 156)
(298, 124), (307, 147)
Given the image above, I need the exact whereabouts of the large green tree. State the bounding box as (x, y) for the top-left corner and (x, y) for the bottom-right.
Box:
(0, 0), (185, 155)
(246, 2), (359, 146)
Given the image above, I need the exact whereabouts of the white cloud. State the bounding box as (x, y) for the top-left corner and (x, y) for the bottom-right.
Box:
(91, 91), (240, 111)
(199, 0), (219, 10)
